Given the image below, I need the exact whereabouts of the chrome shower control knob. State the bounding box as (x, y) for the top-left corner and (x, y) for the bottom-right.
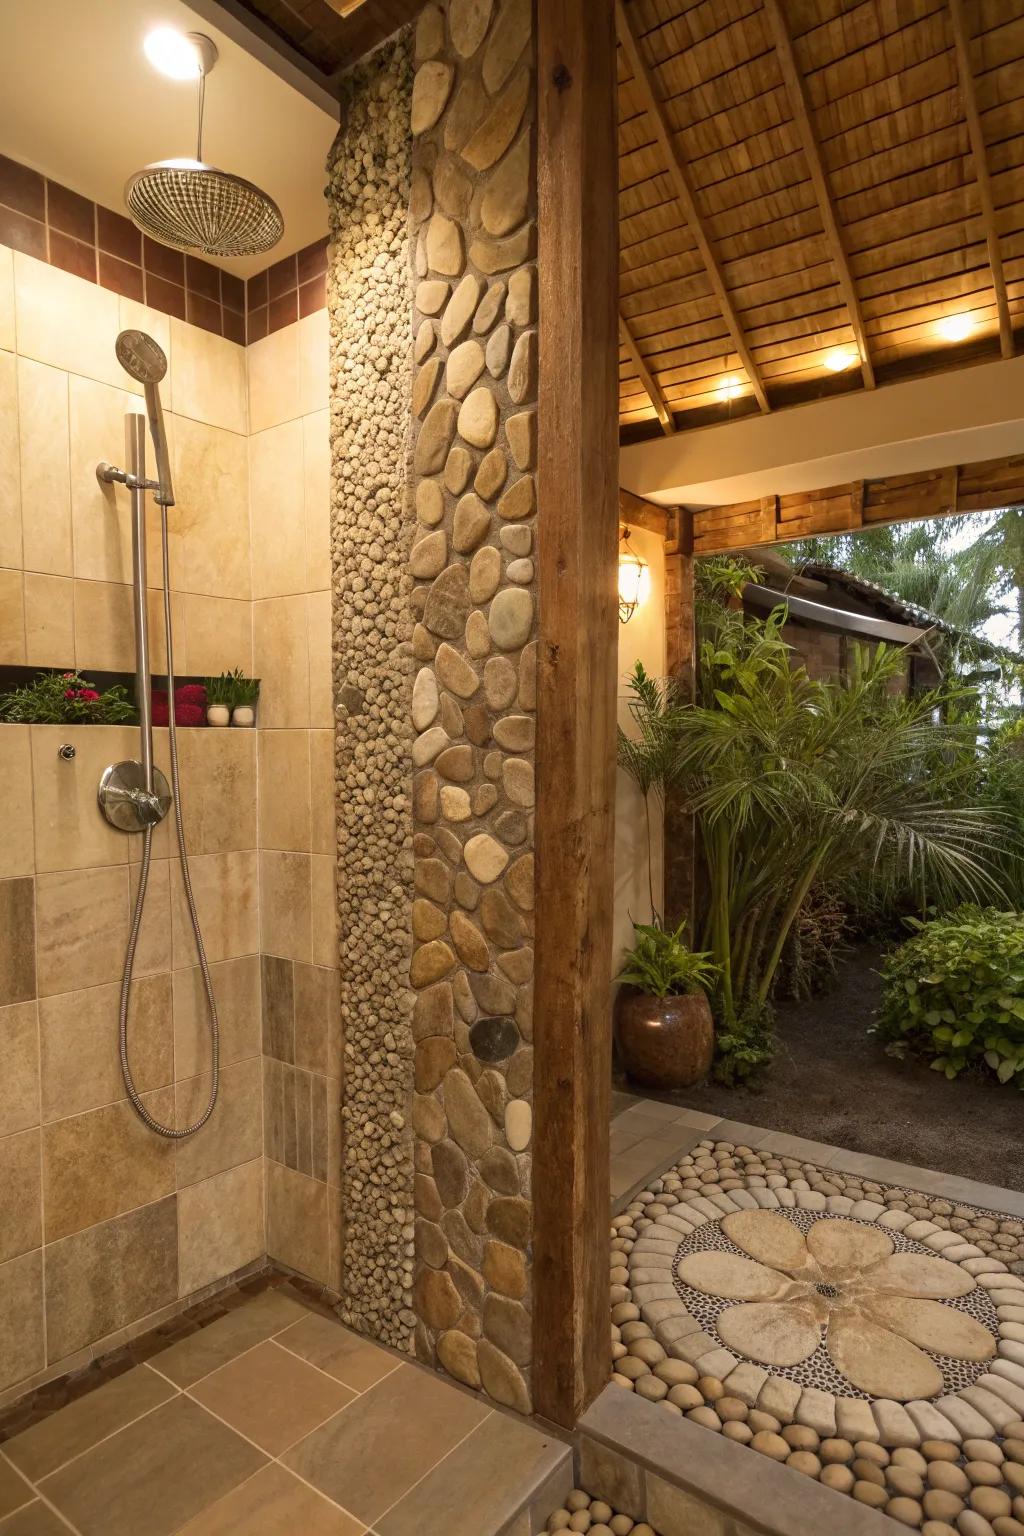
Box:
(98, 761), (172, 832)
(58, 743), (76, 761)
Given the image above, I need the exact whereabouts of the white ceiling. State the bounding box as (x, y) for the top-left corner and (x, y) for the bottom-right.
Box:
(0, 0), (339, 277)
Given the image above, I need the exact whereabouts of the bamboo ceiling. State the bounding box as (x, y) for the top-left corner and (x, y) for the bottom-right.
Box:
(617, 0), (1024, 441)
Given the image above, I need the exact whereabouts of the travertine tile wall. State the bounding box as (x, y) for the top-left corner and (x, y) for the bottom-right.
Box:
(0, 244), (267, 1402)
(246, 310), (341, 1291)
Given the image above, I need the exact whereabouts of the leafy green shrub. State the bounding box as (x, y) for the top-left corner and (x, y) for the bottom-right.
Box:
(616, 920), (718, 1000)
(0, 671), (136, 725)
(876, 907), (1024, 1087)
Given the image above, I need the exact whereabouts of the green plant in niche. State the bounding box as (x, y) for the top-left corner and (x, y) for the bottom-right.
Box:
(226, 669), (259, 708)
(204, 673), (234, 708)
(875, 907), (1024, 1087)
(0, 671), (137, 725)
(616, 919), (719, 1000)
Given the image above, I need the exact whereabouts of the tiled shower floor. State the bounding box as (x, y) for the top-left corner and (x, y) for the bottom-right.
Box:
(0, 1286), (569, 1536)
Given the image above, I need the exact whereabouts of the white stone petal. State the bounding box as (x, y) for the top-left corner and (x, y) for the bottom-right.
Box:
(676, 1251), (793, 1301)
(806, 1217), (893, 1275)
(826, 1310), (943, 1401)
(865, 1296), (997, 1363)
(716, 1300), (822, 1367)
(721, 1210), (812, 1277)
(866, 1253), (975, 1300)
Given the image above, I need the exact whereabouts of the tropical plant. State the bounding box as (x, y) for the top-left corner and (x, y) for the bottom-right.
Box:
(617, 662), (687, 920)
(0, 671), (136, 725)
(673, 602), (1012, 1073)
(616, 919), (718, 1000)
(875, 908), (1024, 1088)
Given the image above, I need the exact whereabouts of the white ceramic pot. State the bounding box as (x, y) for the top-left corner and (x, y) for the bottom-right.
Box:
(232, 705), (255, 727)
(207, 704), (230, 727)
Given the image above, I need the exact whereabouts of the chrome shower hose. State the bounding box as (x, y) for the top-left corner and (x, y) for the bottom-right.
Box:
(119, 505), (219, 1138)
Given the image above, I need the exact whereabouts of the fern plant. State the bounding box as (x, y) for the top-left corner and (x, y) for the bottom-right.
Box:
(616, 919), (718, 1000)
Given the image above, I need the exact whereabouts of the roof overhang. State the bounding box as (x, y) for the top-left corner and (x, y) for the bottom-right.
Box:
(744, 584), (928, 646)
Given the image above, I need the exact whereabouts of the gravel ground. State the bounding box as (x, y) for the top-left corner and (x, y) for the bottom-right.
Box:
(616, 943), (1024, 1192)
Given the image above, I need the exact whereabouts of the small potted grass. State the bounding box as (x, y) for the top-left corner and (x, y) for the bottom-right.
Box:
(615, 919), (718, 1090)
(228, 670), (259, 727)
(204, 673), (233, 727)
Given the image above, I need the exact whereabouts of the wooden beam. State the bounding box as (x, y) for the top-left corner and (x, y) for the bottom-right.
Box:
(619, 313), (675, 434)
(534, 0), (618, 1429)
(619, 486), (670, 537)
(761, 0), (877, 390)
(614, 0), (771, 415)
(948, 0), (1014, 360)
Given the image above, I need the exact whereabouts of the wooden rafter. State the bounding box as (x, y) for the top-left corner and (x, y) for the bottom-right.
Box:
(762, 0), (876, 390)
(618, 314), (676, 434)
(614, 0), (771, 415)
(619, 486), (671, 537)
(947, 0), (1014, 360)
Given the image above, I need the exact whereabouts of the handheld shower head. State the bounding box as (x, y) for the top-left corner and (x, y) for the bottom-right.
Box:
(115, 330), (174, 507)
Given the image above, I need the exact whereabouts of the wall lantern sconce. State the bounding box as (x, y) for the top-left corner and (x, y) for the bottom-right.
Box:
(618, 526), (650, 623)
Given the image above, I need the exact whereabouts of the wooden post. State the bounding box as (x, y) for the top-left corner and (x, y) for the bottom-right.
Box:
(533, 0), (619, 1428)
(664, 510), (697, 930)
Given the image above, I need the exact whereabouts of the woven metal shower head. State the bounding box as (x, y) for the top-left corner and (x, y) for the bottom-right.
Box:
(125, 33), (283, 259)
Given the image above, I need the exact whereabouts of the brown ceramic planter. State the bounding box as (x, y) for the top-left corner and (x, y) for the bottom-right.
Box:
(614, 987), (715, 1091)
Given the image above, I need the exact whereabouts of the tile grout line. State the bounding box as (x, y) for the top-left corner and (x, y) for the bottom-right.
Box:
(367, 1409), (497, 1531)
(4, 1381), (178, 1498)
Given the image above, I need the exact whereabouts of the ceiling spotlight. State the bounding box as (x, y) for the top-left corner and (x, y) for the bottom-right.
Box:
(143, 27), (212, 81)
(717, 376), (743, 401)
(936, 312), (975, 344)
(824, 348), (856, 373)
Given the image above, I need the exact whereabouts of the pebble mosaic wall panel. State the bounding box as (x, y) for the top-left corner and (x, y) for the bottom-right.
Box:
(406, 0), (538, 1412)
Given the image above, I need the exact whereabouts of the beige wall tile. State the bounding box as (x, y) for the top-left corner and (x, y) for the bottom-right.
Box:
(177, 1156), (264, 1296)
(171, 416), (250, 600)
(170, 849), (259, 968)
(0, 1001), (39, 1136)
(293, 964), (341, 1078)
(42, 1089), (176, 1241)
(131, 856), (174, 977)
(250, 418), (306, 598)
(13, 253), (122, 390)
(18, 357), (71, 576)
(0, 349), (22, 569)
(179, 593), (252, 676)
(68, 374), (135, 584)
(177, 728), (257, 855)
(308, 729), (335, 857)
(169, 319), (246, 436)
(36, 864), (128, 996)
(265, 1159), (329, 1283)
(307, 591), (333, 727)
(175, 1055), (262, 1188)
(73, 577), (134, 671)
(117, 297), (171, 364)
(302, 410), (330, 592)
(0, 727), (33, 878)
(0, 244), (13, 351)
(30, 724), (134, 872)
(260, 850), (312, 963)
(0, 1128), (42, 1264)
(311, 854), (338, 970)
(247, 324), (301, 435)
(173, 955), (261, 1081)
(39, 974), (173, 1123)
(24, 573), (74, 666)
(0, 1250), (44, 1392)
(258, 730), (311, 852)
(253, 596), (309, 729)
(0, 568), (26, 663)
(0, 880), (36, 1008)
(43, 1195), (177, 1362)
(298, 310), (329, 420)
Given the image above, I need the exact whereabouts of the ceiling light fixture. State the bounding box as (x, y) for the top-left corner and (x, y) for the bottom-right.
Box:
(143, 26), (209, 81)
(717, 376), (743, 402)
(936, 312), (975, 343)
(824, 348), (856, 373)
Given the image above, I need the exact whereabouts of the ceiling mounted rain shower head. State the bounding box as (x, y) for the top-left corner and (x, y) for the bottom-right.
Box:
(126, 32), (284, 260)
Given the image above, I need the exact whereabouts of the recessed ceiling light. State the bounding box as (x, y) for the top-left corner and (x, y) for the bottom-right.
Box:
(824, 348), (856, 373)
(936, 312), (975, 343)
(143, 27), (209, 81)
(717, 376), (743, 401)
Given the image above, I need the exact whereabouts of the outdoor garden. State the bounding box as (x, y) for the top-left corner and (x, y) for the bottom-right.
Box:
(615, 508), (1024, 1187)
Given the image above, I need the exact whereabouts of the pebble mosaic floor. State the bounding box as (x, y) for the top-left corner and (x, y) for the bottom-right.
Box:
(610, 1133), (1024, 1533)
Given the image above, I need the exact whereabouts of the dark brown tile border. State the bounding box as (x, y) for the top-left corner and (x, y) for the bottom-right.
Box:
(0, 1265), (341, 1447)
(0, 155), (329, 346)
